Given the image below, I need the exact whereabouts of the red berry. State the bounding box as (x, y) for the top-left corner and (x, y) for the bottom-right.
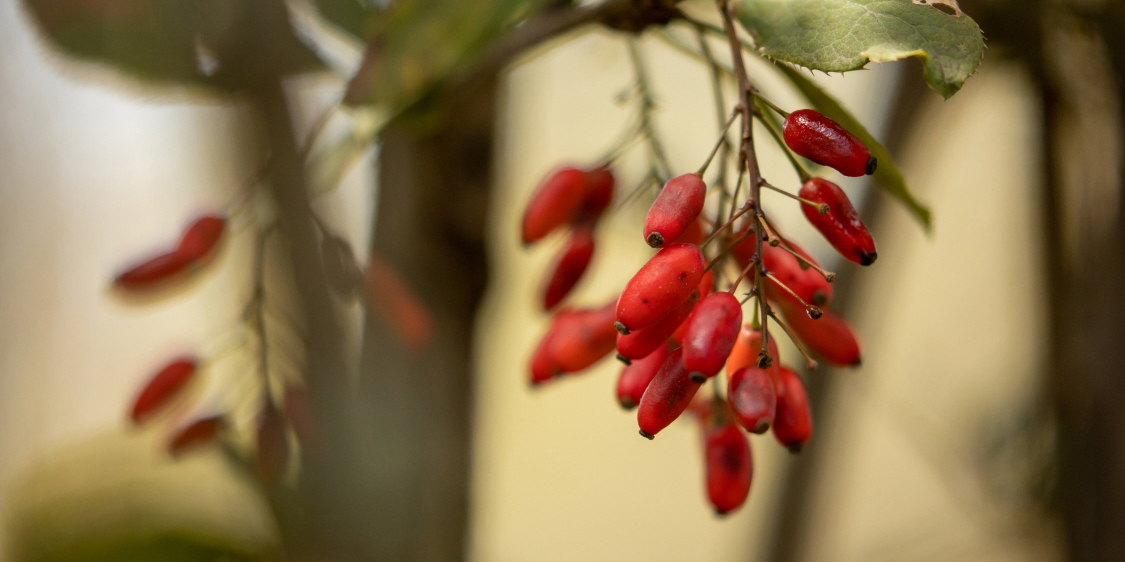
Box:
(778, 301), (861, 367)
(799, 179), (877, 266)
(529, 309), (576, 385)
(637, 347), (702, 439)
(130, 358), (196, 423)
(703, 419), (753, 515)
(774, 366), (812, 452)
(681, 292), (743, 380)
(115, 252), (191, 290)
(727, 366), (776, 433)
(578, 166), (615, 222)
(551, 302), (617, 373)
(176, 215), (226, 262)
(697, 268), (716, 300)
(521, 167), (589, 244)
(726, 326), (780, 380)
(643, 174), (706, 248)
(616, 342), (671, 410)
(542, 225), (596, 310)
(256, 403), (289, 485)
(616, 244), (705, 332)
(168, 415), (223, 456)
(672, 217), (706, 246)
(783, 109), (875, 177)
(616, 290), (697, 361)
(762, 243), (832, 307)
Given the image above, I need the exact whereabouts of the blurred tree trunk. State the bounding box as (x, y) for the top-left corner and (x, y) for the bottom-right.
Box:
(355, 81), (497, 562)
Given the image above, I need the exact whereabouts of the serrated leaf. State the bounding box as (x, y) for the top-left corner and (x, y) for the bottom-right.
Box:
(22, 0), (325, 91)
(344, 0), (546, 108)
(776, 63), (931, 229)
(736, 0), (984, 98)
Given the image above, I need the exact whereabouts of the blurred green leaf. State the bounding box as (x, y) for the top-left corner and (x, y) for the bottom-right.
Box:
(736, 0), (984, 98)
(313, 0), (384, 40)
(775, 63), (931, 229)
(344, 0), (547, 108)
(23, 0), (325, 91)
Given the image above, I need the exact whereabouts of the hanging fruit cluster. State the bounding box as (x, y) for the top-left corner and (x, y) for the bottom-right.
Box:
(521, 8), (877, 515)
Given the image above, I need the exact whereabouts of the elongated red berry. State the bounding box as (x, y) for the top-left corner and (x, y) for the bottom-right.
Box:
(131, 358), (196, 423)
(616, 343), (671, 409)
(616, 290), (697, 361)
(726, 326), (781, 378)
(799, 179), (876, 266)
(522, 166), (589, 244)
(637, 347), (702, 439)
(256, 404), (289, 485)
(168, 415), (223, 456)
(542, 226), (595, 311)
(115, 252), (190, 290)
(672, 217), (706, 246)
(697, 268), (716, 300)
(176, 215), (226, 262)
(762, 243), (832, 307)
(616, 244), (705, 332)
(727, 366), (776, 433)
(774, 366), (812, 452)
(529, 309), (576, 385)
(644, 174), (706, 248)
(783, 109), (875, 177)
(681, 292), (743, 380)
(578, 166), (615, 222)
(704, 419), (753, 515)
(778, 301), (861, 367)
(551, 302), (617, 373)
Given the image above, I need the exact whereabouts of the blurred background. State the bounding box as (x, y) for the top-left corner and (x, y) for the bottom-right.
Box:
(0, 0), (1121, 561)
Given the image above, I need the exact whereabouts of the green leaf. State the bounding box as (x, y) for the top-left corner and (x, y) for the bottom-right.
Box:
(22, 0), (325, 91)
(735, 0), (984, 98)
(344, 0), (546, 108)
(775, 63), (931, 229)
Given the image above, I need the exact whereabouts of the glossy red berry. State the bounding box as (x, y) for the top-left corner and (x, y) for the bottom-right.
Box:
(529, 310), (572, 385)
(681, 292), (743, 381)
(578, 166), (615, 222)
(551, 302), (618, 373)
(176, 215), (226, 262)
(799, 179), (877, 266)
(637, 347), (702, 439)
(726, 326), (780, 379)
(616, 290), (697, 361)
(783, 109), (875, 177)
(616, 244), (705, 332)
(521, 166), (589, 244)
(130, 358), (196, 423)
(542, 225), (596, 310)
(616, 342), (671, 410)
(762, 243), (832, 307)
(115, 252), (190, 290)
(774, 366), (812, 452)
(643, 174), (706, 248)
(727, 366), (776, 434)
(778, 301), (861, 367)
(168, 415), (223, 456)
(704, 419), (753, 515)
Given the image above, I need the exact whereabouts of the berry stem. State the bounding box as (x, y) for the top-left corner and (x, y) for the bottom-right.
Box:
(754, 93), (790, 118)
(695, 25), (734, 200)
(729, 255), (759, 295)
(768, 311), (819, 370)
(756, 212), (781, 246)
(701, 201), (753, 248)
(776, 243), (837, 283)
(763, 271), (823, 320)
(703, 228), (754, 272)
(628, 40), (674, 180)
(760, 180), (829, 214)
(696, 109), (741, 177)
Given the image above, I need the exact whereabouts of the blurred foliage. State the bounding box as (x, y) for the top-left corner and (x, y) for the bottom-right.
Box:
(737, 0), (984, 98)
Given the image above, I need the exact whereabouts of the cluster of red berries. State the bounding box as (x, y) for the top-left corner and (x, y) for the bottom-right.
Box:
(523, 107), (875, 515)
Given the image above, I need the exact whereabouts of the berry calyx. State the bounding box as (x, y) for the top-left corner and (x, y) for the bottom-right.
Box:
(616, 244), (705, 332)
(798, 178), (877, 266)
(643, 174), (707, 248)
(783, 109), (875, 177)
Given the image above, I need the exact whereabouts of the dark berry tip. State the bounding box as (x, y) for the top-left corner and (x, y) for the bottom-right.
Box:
(858, 250), (878, 266)
(619, 398), (636, 410)
(752, 420), (770, 434)
(616, 354), (632, 366)
(639, 429), (655, 440)
(787, 442), (804, 454)
(714, 508), (730, 517)
(614, 321), (630, 335)
(646, 232), (665, 248)
(865, 155), (878, 175)
(689, 372), (706, 383)
(806, 306), (823, 320)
